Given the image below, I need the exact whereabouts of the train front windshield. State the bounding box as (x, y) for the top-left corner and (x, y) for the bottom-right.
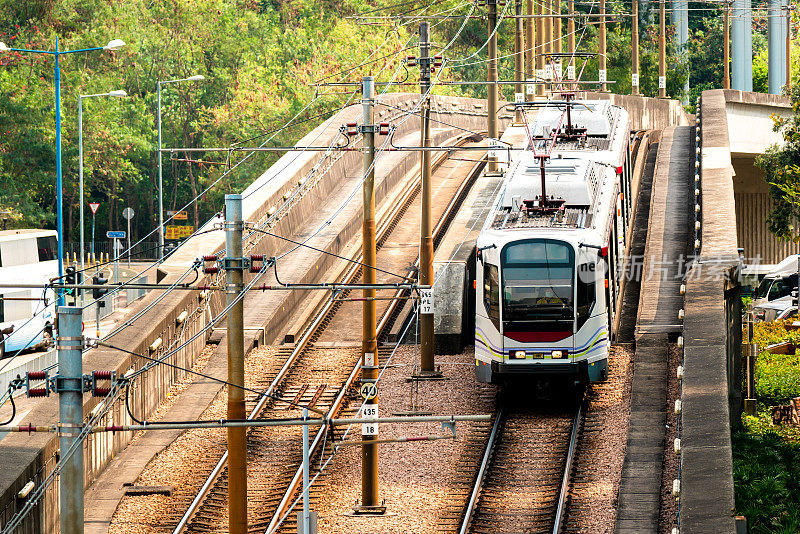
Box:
(501, 240), (575, 326)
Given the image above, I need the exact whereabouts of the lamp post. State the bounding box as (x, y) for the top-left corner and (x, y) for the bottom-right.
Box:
(79, 90), (127, 304)
(157, 74), (204, 260)
(0, 37), (125, 307)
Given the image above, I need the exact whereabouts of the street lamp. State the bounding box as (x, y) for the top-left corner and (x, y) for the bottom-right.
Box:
(78, 89), (127, 303)
(157, 74), (205, 259)
(0, 37), (125, 306)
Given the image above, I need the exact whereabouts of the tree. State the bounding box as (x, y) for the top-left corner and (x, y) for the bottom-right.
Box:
(755, 86), (800, 240)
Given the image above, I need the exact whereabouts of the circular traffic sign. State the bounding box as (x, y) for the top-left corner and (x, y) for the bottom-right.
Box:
(122, 207), (135, 220)
(359, 383), (378, 400)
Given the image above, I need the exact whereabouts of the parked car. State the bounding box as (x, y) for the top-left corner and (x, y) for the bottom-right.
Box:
(753, 295), (797, 322)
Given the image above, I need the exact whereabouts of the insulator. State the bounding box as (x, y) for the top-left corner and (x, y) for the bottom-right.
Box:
(28, 388), (48, 398)
(430, 66), (435, 74)
(204, 266), (219, 274)
(433, 55), (443, 67)
(674, 399), (682, 415)
(92, 387), (112, 397)
(679, 284), (686, 295)
(346, 122), (358, 136)
(202, 255), (218, 262)
(406, 55), (416, 67)
(378, 122), (390, 135)
(93, 370), (113, 380)
(250, 266), (262, 273)
(27, 371), (47, 380)
(677, 365), (684, 379)
(672, 479), (681, 497)
(250, 254), (264, 262)
(674, 438), (681, 454)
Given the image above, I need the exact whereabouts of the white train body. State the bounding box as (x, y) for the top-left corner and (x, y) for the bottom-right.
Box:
(475, 100), (632, 384)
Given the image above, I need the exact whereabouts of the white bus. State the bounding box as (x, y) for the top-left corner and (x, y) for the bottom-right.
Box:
(0, 229), (58, 358)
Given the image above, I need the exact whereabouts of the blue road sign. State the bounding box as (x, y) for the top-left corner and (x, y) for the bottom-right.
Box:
(106, 231), (126, 239)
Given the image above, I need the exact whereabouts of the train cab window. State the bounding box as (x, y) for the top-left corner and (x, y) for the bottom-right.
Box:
(576, 270), (596, 330)
(37, 236), (57, 262)
(483, 264), (500, 329)
(501, 240), (575, 327)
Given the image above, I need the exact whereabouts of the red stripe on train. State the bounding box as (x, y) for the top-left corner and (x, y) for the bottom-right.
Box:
(504, 331), (572, 343)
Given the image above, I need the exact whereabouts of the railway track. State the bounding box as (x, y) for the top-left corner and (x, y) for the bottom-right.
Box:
(155, 139), (487, 533)
(456, 398), (582, 534)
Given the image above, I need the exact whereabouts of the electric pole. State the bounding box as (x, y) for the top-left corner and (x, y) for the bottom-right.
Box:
(599, 0), (607, 91)
(544, 0), (552, 93)
(659, 0), (667, 97)
(633, 0), (640, 94)
(526, 0), (535, 99)
(555, 0), (562, 56)
(58, 306), (84, 534)
(225, 193), (247, 534)
(536, 0), (545, 96)
(515, 0), (524, 122)
(358, 75), (381, 512)
(568, 0), (576, 77)
(724, 0), (731, 89)
(488, 0), (499, 173)
(787, 3), (792, 91)
(419, 24), (437, 376)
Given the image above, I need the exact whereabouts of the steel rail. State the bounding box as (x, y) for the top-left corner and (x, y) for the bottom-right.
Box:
(458, 407), (504, 534)
(172, 134), (480, 534)
(552, 403), (582, 533)
(264, 142), (487, 534)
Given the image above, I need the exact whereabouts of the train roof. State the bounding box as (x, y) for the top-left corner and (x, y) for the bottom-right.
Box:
(0, 229), (57, 242)
(488, 152), (617, 232)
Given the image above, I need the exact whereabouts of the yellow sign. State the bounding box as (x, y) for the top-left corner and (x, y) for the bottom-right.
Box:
(165, 225), (194, 239)
(167, 210), (188, 220)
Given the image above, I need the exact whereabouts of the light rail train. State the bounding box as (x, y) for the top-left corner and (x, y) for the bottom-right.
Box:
(475, 98), (633, 385)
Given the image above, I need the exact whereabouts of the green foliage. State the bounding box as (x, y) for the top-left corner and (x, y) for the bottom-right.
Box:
(733, 430), (800, 533)
(755, 86), (800, 240)
(755, 351), (800, 405)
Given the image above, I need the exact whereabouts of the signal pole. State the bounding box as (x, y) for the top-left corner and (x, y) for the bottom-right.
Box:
(224, 194), (247, 534)
(58, 306), (84, 534)
(419, 25), (437, 376)
(659, 0), (667, 97)
(358, 75), (382, 512)
(488, 0), (499, 173)
(599, 0), (607, 91)
(724, 0), (731, 89)
(515, 0), (524, 122)
(526, 0), (535, 99)
(632, 0), (640, 94)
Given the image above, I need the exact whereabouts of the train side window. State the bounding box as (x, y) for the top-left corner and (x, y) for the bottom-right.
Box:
(484, 264), (500, 329)
(576, 270), (596, 330)
(37, 236), (57, 262)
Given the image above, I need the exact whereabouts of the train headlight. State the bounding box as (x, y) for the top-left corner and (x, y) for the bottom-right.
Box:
(511, 350), (526, 359)
(551, 350), (567, 359)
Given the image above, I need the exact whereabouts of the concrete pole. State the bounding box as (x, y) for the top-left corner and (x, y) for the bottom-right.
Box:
(544, 0), (552, 86)
(157, 82), (164, 260)
(732, 0), (753, 91)
(768, 0), (788, 94)
(488, 0), (499, 172)
(419, 26), (436, 375)
(787, 2), (792, 91)
(526, 0), (535, 98)
(360, 75), (380, 509)
(724, 0), (731, 89)
(600, 0), (607, 91)
(659, 0), (666, 97)
(536, 0), (545, 96)
(224, 193), (247, 534)
(633, 0), (640, 94)
(58, 306), (84, 534)
(515, 0), (524, 122)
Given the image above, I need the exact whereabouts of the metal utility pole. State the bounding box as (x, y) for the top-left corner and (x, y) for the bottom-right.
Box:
(419, 26), (437, 377)
(58, 306), (84, 534)
(632, 0), (640, 94)
(358, 75), (381, 512)
(555, 0), (562, 55)
(488, 0), (499, 173)
(536, 0), (545, 96)
(724, 0), (731, 89)
(224, 193), (247, 534)
(526, 0), (535, 99)
(659, 0), (667, 97)
(515, 0), (525, 122)
(787, 3), (792, 91)
(600, 0), (607, 91)
(567, 0), (576, 76)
